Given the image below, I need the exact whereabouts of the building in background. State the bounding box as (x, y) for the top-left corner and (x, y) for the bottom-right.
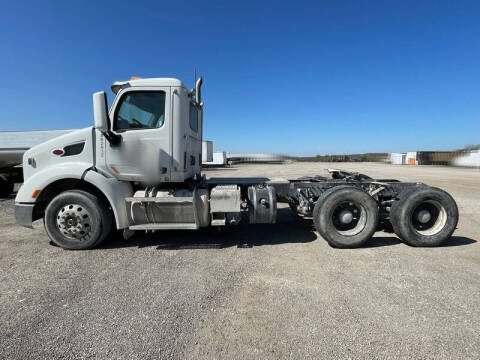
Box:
(389, 153), (407, 165)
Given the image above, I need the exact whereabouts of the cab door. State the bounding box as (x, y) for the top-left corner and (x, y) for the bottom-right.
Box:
(187, 102), (202, 178)
(105, 87), (172, 184)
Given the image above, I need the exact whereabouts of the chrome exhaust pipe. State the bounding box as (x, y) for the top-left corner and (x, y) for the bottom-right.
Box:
(195, 77), (203, 106)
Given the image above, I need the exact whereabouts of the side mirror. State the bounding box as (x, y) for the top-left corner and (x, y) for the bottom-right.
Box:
(93, 91), (109, 132)
(93, 91), (121, 145)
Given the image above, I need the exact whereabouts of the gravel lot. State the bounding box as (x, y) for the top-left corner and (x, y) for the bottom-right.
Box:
(1, 162), (479, 359)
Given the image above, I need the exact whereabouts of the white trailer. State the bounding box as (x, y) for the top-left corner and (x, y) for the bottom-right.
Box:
(201, 140), (213, 163)
(389, 152), (407, 165)
(203, 151), (227, 167)
(452, 150), (480, 168)
(14, 76), (459, 250)
(0, 130), (74, 196)
(226, 152), (286, 164)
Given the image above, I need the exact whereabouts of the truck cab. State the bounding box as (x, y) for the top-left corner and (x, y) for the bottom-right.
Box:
(101, 77), (203, 183)
(15, 77), (208, 249)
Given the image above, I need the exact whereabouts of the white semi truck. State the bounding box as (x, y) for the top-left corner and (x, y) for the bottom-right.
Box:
(14, 77), (459, 250)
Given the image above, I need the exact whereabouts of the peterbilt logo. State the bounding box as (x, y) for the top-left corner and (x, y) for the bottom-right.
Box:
(52, 148), (65, 156)
(100, 136), (105, 158)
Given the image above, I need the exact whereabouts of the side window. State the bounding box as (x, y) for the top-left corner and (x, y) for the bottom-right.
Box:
(189, 103), (198, 132)
(115, 91), (165, 131)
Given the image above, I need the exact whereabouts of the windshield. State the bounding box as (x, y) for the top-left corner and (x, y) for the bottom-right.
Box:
(115, 91), (166, 130)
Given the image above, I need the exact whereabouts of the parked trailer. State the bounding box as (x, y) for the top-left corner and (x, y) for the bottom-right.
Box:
(201, 140), (213, 163)
(389, 152), (406, 165)
(203, 151), (227, 167)
(226, 152), (287, 164)
(452, 150), (480, 168)
(14, 76), (459, 250)
(0, 130), (74, 196)
(417, 151), (463, 166)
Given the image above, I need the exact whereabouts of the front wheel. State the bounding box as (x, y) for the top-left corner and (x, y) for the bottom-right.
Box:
(44, 190), (112, 250)
(313, 186), (379, 248)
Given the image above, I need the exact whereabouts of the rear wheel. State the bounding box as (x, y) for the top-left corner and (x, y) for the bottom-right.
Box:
(44, 190), (112, 250)
(390, 186), (458, 246)
(313, 186), (379, 248)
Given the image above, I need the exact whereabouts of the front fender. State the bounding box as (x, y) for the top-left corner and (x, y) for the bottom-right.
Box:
(83, 170), (133, 229)
(15, 162), (92, 203)
(15, 163), (133, 230)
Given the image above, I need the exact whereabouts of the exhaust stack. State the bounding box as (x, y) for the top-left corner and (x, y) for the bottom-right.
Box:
(195, 77), (203, 106)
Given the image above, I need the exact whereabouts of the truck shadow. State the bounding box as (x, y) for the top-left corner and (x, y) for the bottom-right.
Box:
(98, 208), (477, 250)
(363, 236), (403, 248)
(434, 236), (476, 247)
(99, 208), (316, 250)
(364, 235), (476, 248)
(0, 194), (16, 202)
(202, 167), (238, 171)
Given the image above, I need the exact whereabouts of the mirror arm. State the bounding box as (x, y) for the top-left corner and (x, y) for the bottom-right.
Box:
(102, 130), (122, 146)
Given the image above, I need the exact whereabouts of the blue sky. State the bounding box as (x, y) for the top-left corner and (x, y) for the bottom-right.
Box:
(1, 0), (479, 156)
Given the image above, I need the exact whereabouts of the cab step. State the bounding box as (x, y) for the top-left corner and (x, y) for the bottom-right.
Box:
(129, 223), (198, 230)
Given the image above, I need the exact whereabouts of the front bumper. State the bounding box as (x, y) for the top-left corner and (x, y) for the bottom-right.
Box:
(15, 203), (35, 228)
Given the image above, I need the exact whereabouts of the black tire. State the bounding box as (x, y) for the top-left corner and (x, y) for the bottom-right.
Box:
(390, 186), (458, 247)
(313, 186), (379, 248)
(44, 190), (112, 250)
(0, 177), (14, 197)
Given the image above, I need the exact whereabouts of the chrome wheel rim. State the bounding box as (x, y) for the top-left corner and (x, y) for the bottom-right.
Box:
(56, 203), (91, 240)
(331, 201), (367, 236)
(412, 200), (447, 236)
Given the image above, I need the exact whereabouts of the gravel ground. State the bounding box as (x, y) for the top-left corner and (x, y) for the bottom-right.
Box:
(0, 162), (479, 359)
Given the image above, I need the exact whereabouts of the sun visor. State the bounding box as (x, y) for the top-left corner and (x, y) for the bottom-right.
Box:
(110, 81), (130, 94)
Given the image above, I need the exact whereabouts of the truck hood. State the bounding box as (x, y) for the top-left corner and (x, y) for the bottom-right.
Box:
(23, 127), (94, 181)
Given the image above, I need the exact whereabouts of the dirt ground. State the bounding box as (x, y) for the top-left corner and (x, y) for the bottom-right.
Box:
(0, 162), (479, 359)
